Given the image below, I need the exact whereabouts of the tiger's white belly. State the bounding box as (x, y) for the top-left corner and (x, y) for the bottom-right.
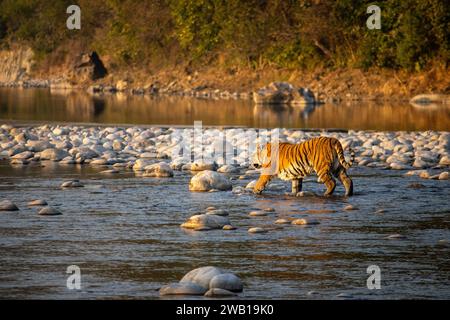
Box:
(277, 166), (313, 181)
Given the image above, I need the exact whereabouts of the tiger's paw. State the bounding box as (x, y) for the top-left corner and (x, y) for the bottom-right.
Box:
(253, 188), (264, 195)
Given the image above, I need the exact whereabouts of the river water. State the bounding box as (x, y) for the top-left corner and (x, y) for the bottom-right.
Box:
(1, 88), (449, 130)
(0, 88), (449, 299)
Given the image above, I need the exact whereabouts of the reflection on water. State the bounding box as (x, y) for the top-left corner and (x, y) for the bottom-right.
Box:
(1, 88), (449, 130)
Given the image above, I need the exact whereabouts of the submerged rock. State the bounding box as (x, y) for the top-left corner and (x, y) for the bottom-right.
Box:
(248, 227), (267, 233)
(249, 210), (267, 217)
(386, 234), (406, 240)
(61, 180), (84, 188)
(291, 218), (320, 225)
(159, 282), (206, 296)
(0, 200), (19, 211)
(204, 288), (237, 297)
(27, 199), (48, 206)
(205, 209), (228, 216)
(38, 206), (62, 216)
(181, 214), (230, 230)
(275, 218), (290, 224)
(189, 170), (232, 191)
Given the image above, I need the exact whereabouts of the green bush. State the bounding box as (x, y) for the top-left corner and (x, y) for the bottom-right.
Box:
(0, 0), (447, 70)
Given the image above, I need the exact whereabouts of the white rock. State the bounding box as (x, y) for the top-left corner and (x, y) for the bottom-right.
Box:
(248, 227), (267, 233)
(182, 162), (217, 171)
(0, 200), (19, 211)
(38, 206), (62, 216)
(438, 172), (449, 180)
(439, 155), (450, 166)
(133, 159), (153, 171)
(245, 180), (256, 189)
(11, 151), (33, 160)
(27, 199), (47, 206)
(143, 162), (173, 177)
(40, 148), (69, 161)
(90, 158), (108, 165)
(61, 180), (84, 188)
(390, 162), (410, 170)
(249, 210), (267, 217)
(189, 170), (232, 191)
(27, 140), (54, 152)
(275, 218), (290, 224)
(217, 165), (239, 173)
(209, 273), (243, 292)
(180, 266), (224, 289)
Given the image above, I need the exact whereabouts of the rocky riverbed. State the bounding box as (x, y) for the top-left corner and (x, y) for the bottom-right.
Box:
(1, 124), (449, 180)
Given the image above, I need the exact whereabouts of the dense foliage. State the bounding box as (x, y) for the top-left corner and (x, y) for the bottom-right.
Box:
(0, 0), (448, 70)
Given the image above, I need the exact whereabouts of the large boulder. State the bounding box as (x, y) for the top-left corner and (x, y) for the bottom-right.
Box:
(180, 266), (224, 289)
(253, 82), (315, 105)
(189, 170), (232, 191)
(160, 266), (244, 297)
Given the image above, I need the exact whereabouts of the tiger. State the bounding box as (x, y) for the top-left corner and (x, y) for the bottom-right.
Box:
(252, 136), (355, 196)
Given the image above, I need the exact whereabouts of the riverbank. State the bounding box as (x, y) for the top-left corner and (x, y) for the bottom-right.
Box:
(1, 65), (449, 103)
(1, 47), (449, 103)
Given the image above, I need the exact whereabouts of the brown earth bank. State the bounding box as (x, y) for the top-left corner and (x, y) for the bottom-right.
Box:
(0, 45), (449, 102)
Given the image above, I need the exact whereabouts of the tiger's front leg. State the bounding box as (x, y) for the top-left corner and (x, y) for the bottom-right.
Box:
(291, 178), (303, 194)
(254, 175), (273, 194)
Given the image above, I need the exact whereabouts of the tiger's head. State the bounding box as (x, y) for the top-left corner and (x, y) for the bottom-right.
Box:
(252, 143), (272, 169)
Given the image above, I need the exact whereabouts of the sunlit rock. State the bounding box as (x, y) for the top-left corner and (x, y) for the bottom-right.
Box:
(143, 162), (173, 177)
(40, 148), (69, 161)
(0, 200), (19, 211)
(189, 170), (232, 191)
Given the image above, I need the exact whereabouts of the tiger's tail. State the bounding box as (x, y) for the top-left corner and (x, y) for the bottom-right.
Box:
(334, 140), (355, 169)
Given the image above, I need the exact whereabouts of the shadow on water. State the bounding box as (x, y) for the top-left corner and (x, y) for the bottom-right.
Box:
(1, 88), (450, 130)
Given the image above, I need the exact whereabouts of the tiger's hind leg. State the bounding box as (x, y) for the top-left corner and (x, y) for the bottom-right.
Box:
(320, 173), (336, 196)
(317, 165), (336, 196)
(338, 169), (353, 196)
(291, 178), (303, 194)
